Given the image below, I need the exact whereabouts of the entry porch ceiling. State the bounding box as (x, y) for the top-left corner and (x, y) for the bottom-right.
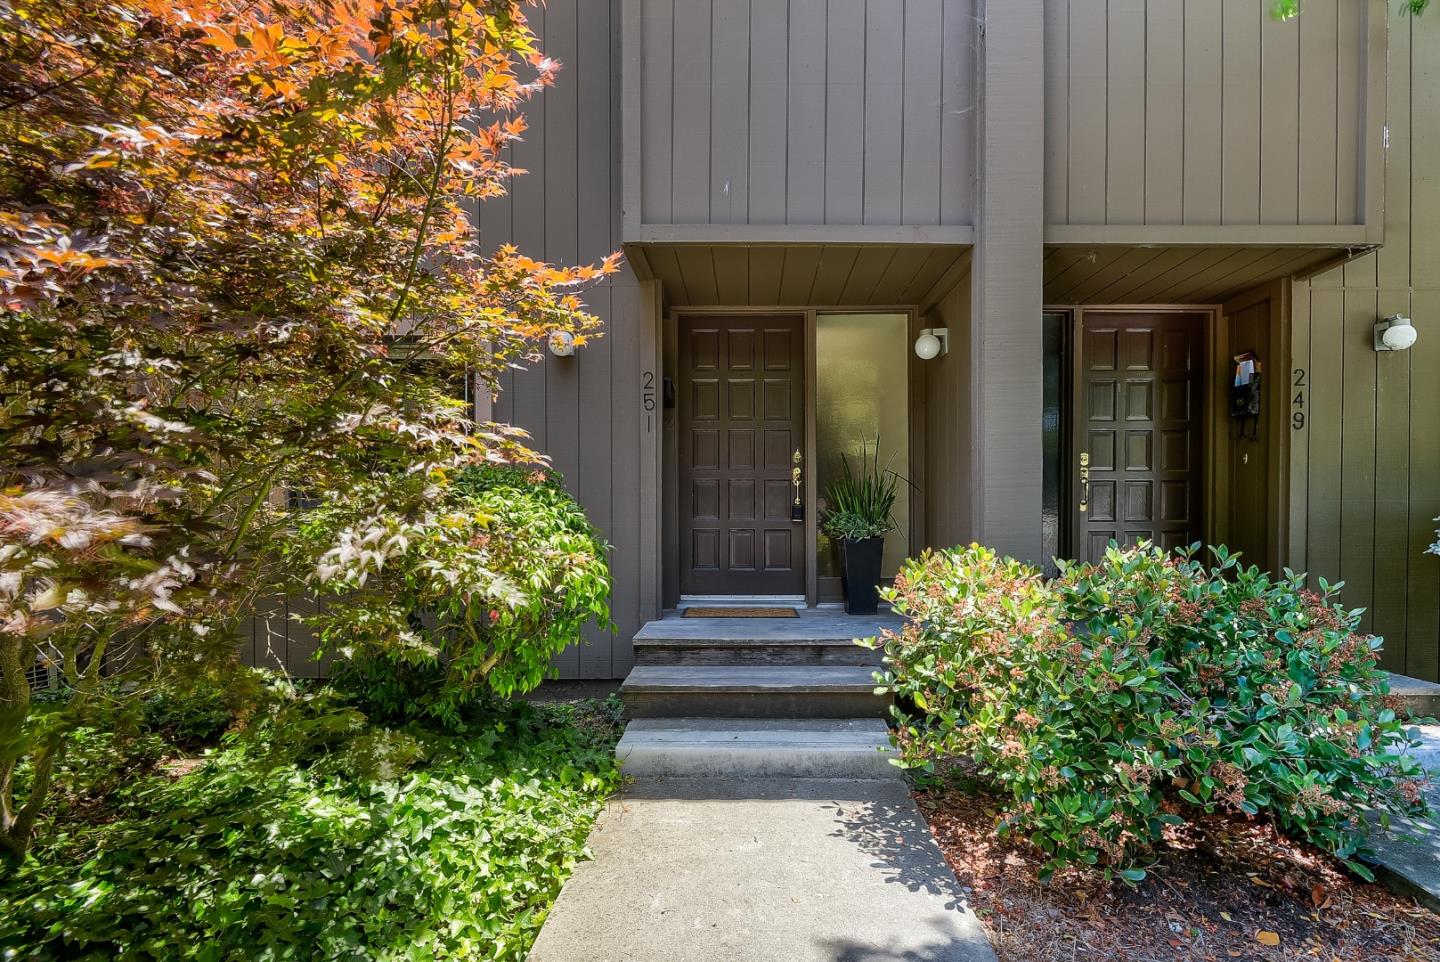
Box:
(627, 243), (970, 309)
(1044, 244), (1364, 306)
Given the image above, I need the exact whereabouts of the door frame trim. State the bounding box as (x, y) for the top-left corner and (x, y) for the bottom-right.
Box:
(665, 304), (923, 609)
(1055, 304), (1224, 563)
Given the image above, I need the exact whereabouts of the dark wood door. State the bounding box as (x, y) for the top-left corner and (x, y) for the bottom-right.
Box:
(1073, 312), (1205, 563)
(679, 316), (805, 596)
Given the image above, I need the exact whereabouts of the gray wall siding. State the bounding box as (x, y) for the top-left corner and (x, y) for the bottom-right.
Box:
(636, 0), (977, 229)
(923, 265), (973, 550)
(1044, 0), (1374, 230)
(1288, 9), (1440, 682)
(482, 0), (654, 679)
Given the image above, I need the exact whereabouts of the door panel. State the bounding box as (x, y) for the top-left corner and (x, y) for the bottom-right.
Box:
(1074, 312), (1204, 563)
(680, 316), (805, 595)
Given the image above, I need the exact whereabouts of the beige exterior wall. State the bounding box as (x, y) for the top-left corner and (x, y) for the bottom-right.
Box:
(628, 0), (977, 239)
(1043, 0), (1381, 238)
(1287, 9), (1440, 681)
(922, 263), (974, 549)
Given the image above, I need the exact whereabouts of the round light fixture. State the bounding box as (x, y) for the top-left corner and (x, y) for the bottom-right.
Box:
(1375, 314), (1418, 353)
(914, 328), (947, 360)
(1383, 318), (1417, 351)
(548, 331), (576, 357)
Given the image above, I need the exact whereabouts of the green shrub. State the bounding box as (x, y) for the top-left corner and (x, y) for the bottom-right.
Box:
(870, 542), (1431, 881)
(292, 465), (611, 727)
(140, 673), (257, 749)
(0, 699), (622, 961)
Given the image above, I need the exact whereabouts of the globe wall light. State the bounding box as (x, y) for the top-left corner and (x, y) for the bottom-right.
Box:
(1374, 314), (1418, 353)
(548, 331), (577, 357)
(914, 328), (948, 360)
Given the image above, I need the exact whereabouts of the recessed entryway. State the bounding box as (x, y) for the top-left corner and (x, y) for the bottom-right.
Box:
(673, 308), (919, 607)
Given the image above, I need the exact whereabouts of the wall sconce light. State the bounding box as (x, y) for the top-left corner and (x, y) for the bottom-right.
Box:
(548, 331), (577, 357)
(1374, 314), (1418, 353)
(914, 327), (948, 360)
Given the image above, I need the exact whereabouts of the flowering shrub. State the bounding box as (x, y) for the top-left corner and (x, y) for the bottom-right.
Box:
(290, 466), (610, 727)
(870, 543), (1430, 881)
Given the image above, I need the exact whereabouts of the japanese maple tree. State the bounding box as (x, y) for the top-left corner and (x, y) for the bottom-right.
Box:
(0, 0), (612, 858)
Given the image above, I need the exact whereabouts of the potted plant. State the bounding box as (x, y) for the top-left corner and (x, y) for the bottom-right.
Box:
(820, 440), (904, 615)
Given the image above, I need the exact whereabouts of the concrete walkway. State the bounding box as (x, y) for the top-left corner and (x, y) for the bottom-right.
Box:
(527, 778), (996, 962)
(1367, 724), (1440, 911)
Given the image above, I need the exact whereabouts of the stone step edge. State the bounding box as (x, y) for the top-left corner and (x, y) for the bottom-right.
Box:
(634, 636), (875, 647)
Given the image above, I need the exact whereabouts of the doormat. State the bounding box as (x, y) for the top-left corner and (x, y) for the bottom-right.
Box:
(683, 606), (799, 619)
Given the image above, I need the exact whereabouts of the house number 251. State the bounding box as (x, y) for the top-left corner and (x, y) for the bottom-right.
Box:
(642, 371), (656, 433)
(1292, 368), (1306, 430)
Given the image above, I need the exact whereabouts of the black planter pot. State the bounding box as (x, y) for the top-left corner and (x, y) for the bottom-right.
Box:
(840, 536), (885, 615)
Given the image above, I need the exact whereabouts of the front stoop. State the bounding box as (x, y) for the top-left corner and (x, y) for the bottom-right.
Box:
(620, 665), (889, 718)
(616, 611), (901, 779)
(617, 718), (897, 779)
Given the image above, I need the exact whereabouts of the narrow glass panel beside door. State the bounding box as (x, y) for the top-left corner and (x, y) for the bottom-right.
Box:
(815, 313), (911, 601)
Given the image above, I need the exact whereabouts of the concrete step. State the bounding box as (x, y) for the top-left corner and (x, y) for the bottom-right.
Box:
(633, 636), (881, 667)
(615, 718), (899, 778)
(1386, 672), (1440, 720)
(620, 665), (889, 718)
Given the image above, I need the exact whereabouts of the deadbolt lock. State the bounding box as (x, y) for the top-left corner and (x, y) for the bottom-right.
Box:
(791, 449), (804, 522)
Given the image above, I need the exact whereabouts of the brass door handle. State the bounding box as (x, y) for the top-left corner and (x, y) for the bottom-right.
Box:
(791, 449), (804, 522)
(1078, 451), (1090, 513)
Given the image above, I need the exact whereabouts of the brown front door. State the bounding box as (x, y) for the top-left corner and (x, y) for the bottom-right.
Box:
(679, 315), (806, 596)
(1072, 311), (1205, 563)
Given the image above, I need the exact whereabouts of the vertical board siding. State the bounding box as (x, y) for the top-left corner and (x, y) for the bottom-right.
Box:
(1143, 0), (1183, 225)
(709, 0), (749, 224)
(1065, 0), (1107, 225)
(939, 0), (976, 225)
(670, 0), (712, 223)
(1104, 0), (1145, 225)
(749, 1), (790, 224)
(637, 0), (977, 228)
(1259, 7), (1300, 225)
(639, 0), (673, 224)
(902, 0), (944, 226)
(862, 1), (905, 225)
(1333, 0), (1363, 224)
(1291, 12), (1440, 681)
(1044, 0), (1372, 228)
(1404, 7), (1440, 682)
(1042, 0), (1069, 224)
(786, 0), (828, 223)
(825, 0), (867, 225)
(1220, 0), (1261, 225)
(924, 265), (973, 549)
(1182, 0), (1223, 225)
(1297, 0), (1339, 224)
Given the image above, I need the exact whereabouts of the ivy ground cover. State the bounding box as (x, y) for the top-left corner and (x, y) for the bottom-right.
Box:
(0, 696), (622, 962)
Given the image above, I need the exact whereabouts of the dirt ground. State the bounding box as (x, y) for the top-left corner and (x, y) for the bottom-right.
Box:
(917, 783), (1440, 962)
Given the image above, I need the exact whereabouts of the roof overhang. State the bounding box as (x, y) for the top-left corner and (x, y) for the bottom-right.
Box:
(628, 240), (971, 310)
(1044, 243), (1370, 305)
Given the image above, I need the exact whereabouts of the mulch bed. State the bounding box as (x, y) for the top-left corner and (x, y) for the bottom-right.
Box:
(916, 782), (1440, 962)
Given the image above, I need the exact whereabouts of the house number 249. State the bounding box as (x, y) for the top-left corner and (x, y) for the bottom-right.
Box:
(1292, 368), (1306, 430)
(642, 371), (656, 434)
